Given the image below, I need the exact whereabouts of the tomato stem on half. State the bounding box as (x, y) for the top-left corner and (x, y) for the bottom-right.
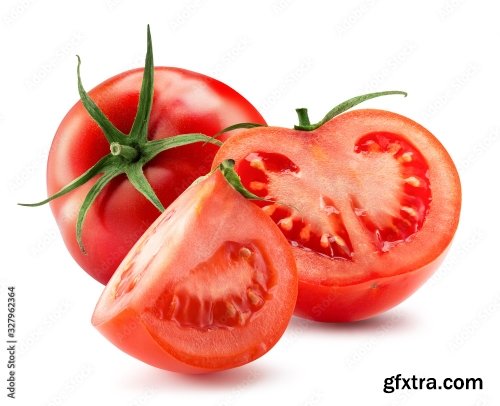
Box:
(295, 108), (311, 127)
(214, 91), (407, 134)
(294, 90), (408, 131)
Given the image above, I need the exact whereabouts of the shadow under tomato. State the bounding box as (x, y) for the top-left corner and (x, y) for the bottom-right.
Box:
(287, 309), (420, 336)
(121, 360), (276, 391)
(170, 363), (271, 388)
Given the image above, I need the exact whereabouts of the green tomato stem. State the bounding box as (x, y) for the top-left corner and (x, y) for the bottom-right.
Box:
(294, 90), (407, 131)
(295, 108), (312, 128)
(110, 142), (139, 162)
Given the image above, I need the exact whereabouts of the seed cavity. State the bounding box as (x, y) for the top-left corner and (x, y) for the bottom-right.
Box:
(148, 241), (272, 330)
(354, 132), (431, 252)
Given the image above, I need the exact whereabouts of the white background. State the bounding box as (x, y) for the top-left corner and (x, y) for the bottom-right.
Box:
(1, 0), (499, 405)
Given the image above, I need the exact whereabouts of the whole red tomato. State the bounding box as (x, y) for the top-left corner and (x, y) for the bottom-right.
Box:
(213, 92), (461, 322)
(24, 28), (265, 284)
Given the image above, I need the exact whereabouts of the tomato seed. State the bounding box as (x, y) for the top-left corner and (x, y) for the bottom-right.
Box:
(405, 176), (421, 187)
(239, 247), (252, 259)
(399, 151), (413, 162)
(249, 181), (266, 191)
(401, 206), (417, 217)
(279, 216), (294, 231)
(250, 158), (265, 171)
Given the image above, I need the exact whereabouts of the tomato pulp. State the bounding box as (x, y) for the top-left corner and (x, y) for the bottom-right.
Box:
(214, 109), (461, 322)
(92, 170), (297, 372)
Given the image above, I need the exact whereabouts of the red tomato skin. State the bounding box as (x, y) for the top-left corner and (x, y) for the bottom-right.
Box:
(47, 67), (265, 284)
(94, 308), (208, 373)
(295, 247), (449, 322)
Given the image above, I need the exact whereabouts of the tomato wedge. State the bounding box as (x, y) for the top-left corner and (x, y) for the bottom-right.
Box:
(92, 168), (297, 373)
(213, 107), (461, 322)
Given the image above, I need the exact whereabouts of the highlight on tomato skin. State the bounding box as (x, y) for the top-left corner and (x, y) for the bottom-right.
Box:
(213, 108), (461, 322)
(92, 170), (298, 373)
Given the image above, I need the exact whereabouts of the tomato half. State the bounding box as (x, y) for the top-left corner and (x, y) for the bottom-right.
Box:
(92, 170), (297, 373)
(47, 67), (265, 284)
(213, 109), (461, 322)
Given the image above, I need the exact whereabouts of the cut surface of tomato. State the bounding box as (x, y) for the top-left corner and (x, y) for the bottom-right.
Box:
(92, 170), (297, 372)
(213, 109), (461, 322)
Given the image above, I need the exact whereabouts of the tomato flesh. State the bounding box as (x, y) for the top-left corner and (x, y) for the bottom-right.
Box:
(92, 171), (297, 372)
(213, 109), (461, 322)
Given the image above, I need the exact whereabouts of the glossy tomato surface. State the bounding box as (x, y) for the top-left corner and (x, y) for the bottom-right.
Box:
(48, 67), (265, 284)
(92, 170), (297, 373)
(214, 109), (461, 322)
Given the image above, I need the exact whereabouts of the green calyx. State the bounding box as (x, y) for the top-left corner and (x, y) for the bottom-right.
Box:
(294, 90), (407, 131)
(19, 26), (221, 253)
